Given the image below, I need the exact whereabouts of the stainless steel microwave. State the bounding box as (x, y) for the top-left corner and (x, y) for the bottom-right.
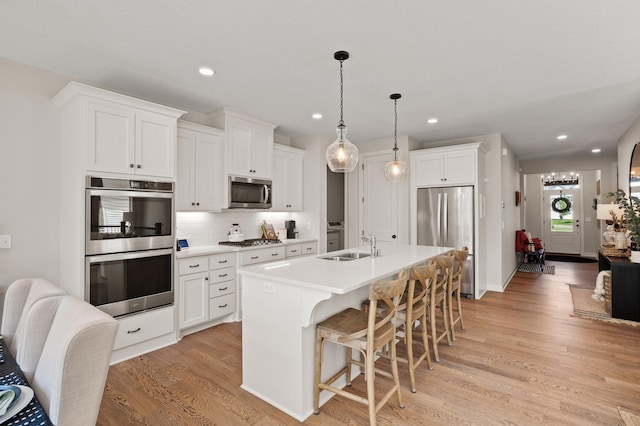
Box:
(228, 176), (272, 209)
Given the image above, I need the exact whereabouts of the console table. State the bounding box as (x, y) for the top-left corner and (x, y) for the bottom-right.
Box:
(598, 250), (640, 321)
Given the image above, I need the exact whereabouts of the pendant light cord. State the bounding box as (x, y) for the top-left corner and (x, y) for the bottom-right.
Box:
(338, 59), (345, 138)
(393, 97), (398, 160)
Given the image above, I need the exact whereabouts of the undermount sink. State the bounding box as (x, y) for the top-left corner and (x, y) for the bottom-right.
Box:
(320, 251), (371, 261)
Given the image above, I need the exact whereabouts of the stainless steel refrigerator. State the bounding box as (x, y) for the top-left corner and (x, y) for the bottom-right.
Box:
(417, 186), (475, 297)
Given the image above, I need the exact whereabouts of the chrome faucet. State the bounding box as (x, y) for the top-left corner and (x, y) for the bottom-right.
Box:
(361, 234), (380, 257)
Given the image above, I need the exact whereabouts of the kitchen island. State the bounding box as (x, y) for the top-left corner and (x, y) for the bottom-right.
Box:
(237, 244), (452, 421)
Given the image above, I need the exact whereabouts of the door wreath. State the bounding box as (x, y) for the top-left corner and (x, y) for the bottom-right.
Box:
(551, 196), (572, 214)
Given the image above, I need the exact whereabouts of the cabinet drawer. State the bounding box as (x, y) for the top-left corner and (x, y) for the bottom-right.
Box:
(209, 293), (235, 319)
(209, 266), (236, 284)
(210, 280), (236, 297)
(286, 244), (302, 257)
(114, 306), (174, 350)
(209, 252), (236, 269)
(241, 246), (286, 265)
(178, 256), (209, 275)
(301, 242), (317, 256)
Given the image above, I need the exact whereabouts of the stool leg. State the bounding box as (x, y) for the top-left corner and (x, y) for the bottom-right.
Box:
(429, 301), (440, 362)
(448, 289), (456, 341)
(456, 289), (465, 331)
(405, 320), (417, 393)
(313, 330), (323, 414)
(366, 351), (377, 426)
(420, 311), (433, 370)
(389, 330), (405, 409)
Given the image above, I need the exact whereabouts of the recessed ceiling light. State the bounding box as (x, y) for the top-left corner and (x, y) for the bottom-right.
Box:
(198, 67), (214, 76)
(592, 148), (601, 153)
(557, 134), (568, 140)
(312, 113), (322, 120)
(427, 118), (438, 124)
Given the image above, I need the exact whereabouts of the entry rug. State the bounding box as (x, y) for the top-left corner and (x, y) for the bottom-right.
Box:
(517, 263), (555, 274)
(568, 284), (640, 327)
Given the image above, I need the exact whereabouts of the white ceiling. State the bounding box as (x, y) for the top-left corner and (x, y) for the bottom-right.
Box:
(3, 1), (640, 160)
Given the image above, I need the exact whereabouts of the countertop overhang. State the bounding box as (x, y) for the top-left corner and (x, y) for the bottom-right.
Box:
(237, 243), (453, 294)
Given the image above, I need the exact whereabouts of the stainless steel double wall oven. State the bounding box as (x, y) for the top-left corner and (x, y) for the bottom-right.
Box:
(85, 176), (174, 317)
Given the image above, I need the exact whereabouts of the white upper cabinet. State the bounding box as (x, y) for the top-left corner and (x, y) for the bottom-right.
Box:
(53, 81), (185, 180)
(176, 121), (225, 211)
(272, 144), (304, 211)
(412, 147), (478, 187)
(206, 108), (276, 180)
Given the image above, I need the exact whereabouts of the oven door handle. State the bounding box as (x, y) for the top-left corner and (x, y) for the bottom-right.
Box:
(262, 185), (270, 204)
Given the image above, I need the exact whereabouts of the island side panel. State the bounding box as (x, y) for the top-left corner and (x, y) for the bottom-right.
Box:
(240, 274), (371, 421)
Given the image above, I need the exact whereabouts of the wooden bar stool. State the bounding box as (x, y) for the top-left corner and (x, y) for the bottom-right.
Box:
(314, 270), (407, 425)
(399, 264), (437, 392)
(448, 247), (469, 341)
(430, 256), (452, 362)
(361, 265), (437, 393)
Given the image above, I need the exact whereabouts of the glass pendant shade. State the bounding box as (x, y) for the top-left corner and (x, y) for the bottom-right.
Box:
(384, 93), (408, 182)
(384, 158), (409, 182)
(326, 124), (358, 172)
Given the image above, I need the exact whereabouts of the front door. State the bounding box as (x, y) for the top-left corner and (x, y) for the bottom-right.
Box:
(543, 189), (581, 254)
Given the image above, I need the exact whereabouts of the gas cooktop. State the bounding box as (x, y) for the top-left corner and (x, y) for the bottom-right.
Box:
(219, 238), (282, 247)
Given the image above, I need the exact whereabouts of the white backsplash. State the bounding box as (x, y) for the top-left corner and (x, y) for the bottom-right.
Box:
(177, 211), (302, 246)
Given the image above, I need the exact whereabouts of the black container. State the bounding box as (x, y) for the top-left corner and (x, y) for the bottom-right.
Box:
(285, 220), (296, 239)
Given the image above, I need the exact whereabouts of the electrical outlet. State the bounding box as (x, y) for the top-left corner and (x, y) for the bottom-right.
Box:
(0, 235), (11, 249)
(264, 282), (275, 294)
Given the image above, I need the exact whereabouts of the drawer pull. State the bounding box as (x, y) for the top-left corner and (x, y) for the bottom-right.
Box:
(291, 250), (298, 253)
(218, 260), (228, 264)
(272, 253), (278, 256)
(251, 256), (259, 260)
(218, 303), (228, 308)
(218, 273), (228, 278)
(219, 287), (228, 291)
(127, 327), (141, 334)
(189, 264), (200, 268)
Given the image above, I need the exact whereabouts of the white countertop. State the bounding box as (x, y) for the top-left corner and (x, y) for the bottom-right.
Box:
(175, 238), (317, 259)
(237, 243), (452, 294)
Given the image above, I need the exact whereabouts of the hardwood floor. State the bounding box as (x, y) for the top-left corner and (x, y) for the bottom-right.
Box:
(97, 260), (640, 425)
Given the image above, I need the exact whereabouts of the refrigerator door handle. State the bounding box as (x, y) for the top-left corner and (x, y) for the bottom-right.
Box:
(437, 192), (442, 246)
(443, 191), (448, 246)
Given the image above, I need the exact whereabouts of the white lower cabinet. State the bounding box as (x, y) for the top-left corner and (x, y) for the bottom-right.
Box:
(208, 254), (236, 320)
(240, 246), (286, 265)
(113, 306), (175, 350)
(178, 252), (236, 331)
(286, 242), (317, 258)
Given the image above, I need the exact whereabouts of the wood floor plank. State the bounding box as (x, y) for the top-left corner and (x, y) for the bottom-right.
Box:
(97, 260), (640, 425)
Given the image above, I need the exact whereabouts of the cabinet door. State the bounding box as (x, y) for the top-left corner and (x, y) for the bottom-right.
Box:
(86, 101), (135, 174)
(272, 148), (303, 211)
(272, 149), (287, 210)
(443, 151), (475, 185)
(135, 111), (176, 178)
(252, 126), (273, 179)
(286, 153), (303, 210)
(413, 153), (444, 186)
(178, 271), (209, 329)
(226, 119), (254, 177)
(176, 131), (196, 211)
(195, 133), (224, 211)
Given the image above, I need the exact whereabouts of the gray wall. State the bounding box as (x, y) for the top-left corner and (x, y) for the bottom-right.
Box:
(0, 58), (67, 287)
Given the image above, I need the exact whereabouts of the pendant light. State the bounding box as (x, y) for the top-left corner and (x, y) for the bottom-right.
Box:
(326, 51), (358, 173)
(384, 93), (409, 182)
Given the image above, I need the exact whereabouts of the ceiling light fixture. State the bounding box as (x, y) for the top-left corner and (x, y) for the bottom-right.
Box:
(557, 134), (568, 140)
(198, 67), (214, 76)
(384, 93), (408, 182)
(325, 51), (358, 173)
(592, 148), (601, 153)
(427, 118), (438, 124)
(312, 113), (323, 120)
